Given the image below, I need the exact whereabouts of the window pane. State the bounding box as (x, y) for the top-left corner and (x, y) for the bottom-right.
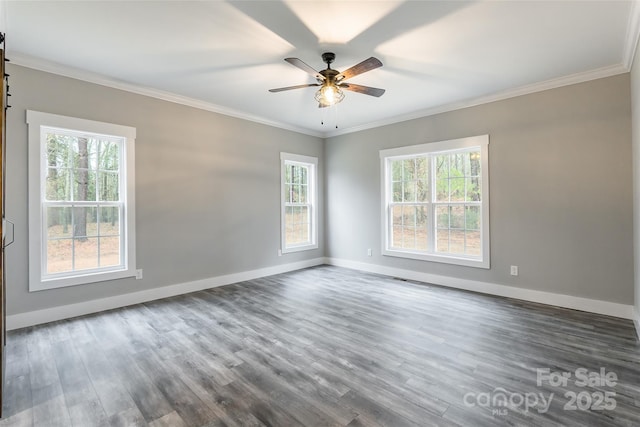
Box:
(450, 178), (465, 202)
(392, 182), (402, 202)
(46, 134), (72, 169)
(98, 172), (119, 201)
(298, 206), (309, 225)
(296, 165), (303, 184)
(391, 160), (402, 182)
(86, 139), (99, 171)
(436, 205), (449, 228)
(392, 205), (402, 227)
(285, 222), (295, 244)
(402, 227), (416, 249)
(299, 185), (308, 204)
(300, 166), (308, 184)
(450, 153), (465, 177)
(392, 226), (402, 248)
(465, 206), (480, 230)
(284, 184), (291, 203)
(290, 223), (299, 245)
(469, 151), (481, 176)
(465, 231), (481, 256)
(285, 164), (292, 184)
(73, 169), (96, 201)
(46, 168), (72, 201)
(46, 207), (72, 239)
(403, 181), (416, 202)
(416, 179), (428, 202)
(462, 152), (471, 176)
(415, 156), (428, 181)
(299, 222), (310, 243)
(99, 236), (121, 267)
(435, 155), (448, 180)
(436, 229), (449, 253)
(47, 239), (73, 274)
(403, 159), (415, 181)
(99, 207), (120, 236)
(74, 237), (99, 271)
(436, 178), (449, 202)
(449, 229), (465, 254)
(71, 137), (89, 168)
(451, 205), (464, 229)
(285, 205), (294, 220)
(99, 140), (120, 171)
(416, 206), (428, 251)
(403, 205), (416, 227)
(72, 206), (98, 237)
(466, 177), (481, 202)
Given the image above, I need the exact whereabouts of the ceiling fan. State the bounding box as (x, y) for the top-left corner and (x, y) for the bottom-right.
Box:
(269, 52), (385, 108)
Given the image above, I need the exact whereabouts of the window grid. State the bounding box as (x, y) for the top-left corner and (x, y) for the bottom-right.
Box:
(389, 155), (429, 251)
(432, 149), (482, 257)
(42, 128), (125, 278)
(283, 161), (313, 249)
(386, 147), (483, 259)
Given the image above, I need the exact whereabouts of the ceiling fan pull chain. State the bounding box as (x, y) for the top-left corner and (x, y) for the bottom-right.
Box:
(321, 103), (327, 125)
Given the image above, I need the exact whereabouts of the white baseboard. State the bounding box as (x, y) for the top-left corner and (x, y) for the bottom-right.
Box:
(6, 257), (325, 330)
(8, 257), (636, 330)
(324, 257), (635, 320)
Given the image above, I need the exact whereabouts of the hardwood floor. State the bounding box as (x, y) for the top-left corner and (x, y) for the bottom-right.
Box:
(1, 265), (639, 426)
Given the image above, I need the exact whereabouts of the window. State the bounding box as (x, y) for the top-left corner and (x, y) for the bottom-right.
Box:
(281, 153), (318, 253)
(380, 135), (490, 268)
(27, 111), (136, 291)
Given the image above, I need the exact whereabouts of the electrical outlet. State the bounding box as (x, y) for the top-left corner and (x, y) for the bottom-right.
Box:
(278, 249), (282, 257)
(510, 265), (518, 276)
(136, 269), (143, 280)
(367, 248), (372, 257)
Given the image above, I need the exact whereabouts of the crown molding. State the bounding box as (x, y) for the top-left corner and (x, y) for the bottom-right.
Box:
(9, 52), (630, 141)
(8, 52), (325, 139)
(325, 63), (629, 138)
(623, 0), (640, 70)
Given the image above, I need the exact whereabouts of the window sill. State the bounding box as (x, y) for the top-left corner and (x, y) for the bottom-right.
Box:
(382, 248), (490, 269)
(30, 268), (136, 292)
(282, 243), (319, 254)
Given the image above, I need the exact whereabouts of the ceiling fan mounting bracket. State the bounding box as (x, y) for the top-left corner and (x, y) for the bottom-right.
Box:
(322, 52), (336, 67)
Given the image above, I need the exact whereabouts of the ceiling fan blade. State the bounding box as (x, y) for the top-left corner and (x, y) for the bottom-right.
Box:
(284, 58), (325, 81)
(340, 83), (385, 97)
(337, 57), (383, 81)
(269, 83), (320, 93)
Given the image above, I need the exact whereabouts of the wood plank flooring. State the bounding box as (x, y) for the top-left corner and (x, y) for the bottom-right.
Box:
(1, 265), (639, 426)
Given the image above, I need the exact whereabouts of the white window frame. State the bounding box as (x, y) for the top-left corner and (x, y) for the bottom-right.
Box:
(380, 135), (490, 268)
(27, 110), (137, 291)
(280, 152), (318, 254)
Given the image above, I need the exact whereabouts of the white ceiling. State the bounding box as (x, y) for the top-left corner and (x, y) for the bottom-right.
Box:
(4, 1), (638, 137)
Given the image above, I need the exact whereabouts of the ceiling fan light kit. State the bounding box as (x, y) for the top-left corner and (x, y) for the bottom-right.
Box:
(269, 52), (385, 111)
(315, 85), (344, 107)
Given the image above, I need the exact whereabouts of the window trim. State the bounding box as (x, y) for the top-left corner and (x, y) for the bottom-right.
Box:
(27, 110), (137, 291)
(280, 152), (318, 254)
(380, 135), (490, 269)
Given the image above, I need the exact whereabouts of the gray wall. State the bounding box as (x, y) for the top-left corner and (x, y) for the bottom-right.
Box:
(5, 64), (634, 316)
(632, 43), (640, 318)
(5, 64), (324, 315)
(325, 74), (633, 304)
